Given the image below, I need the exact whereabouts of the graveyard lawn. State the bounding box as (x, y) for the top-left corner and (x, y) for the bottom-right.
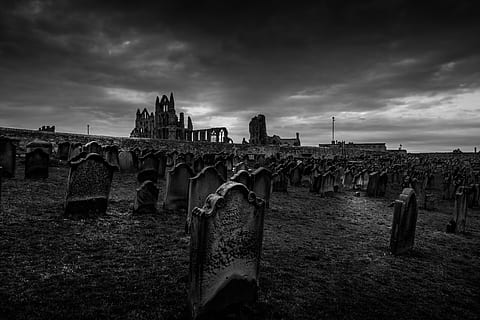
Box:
(0, 164), (479, 320)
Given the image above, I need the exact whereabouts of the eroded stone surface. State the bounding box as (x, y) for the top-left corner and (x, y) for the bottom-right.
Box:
(118, 150), (137, 173)
(164, 163), (194, 211)
(189, 181), (265, 319)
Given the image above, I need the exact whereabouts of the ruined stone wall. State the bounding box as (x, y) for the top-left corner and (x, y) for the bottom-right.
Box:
(0, 127), (360, 158)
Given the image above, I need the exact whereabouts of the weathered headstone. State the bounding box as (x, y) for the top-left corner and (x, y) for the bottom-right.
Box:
(251, 167), (272, 208)
(189, 181), (265, 319)
(343, 170), (353, 190)
(390, 188), (418, 255)
(68, 143), (83, 161)
(118, 150), (137, 173)
(26, 139), (53, 155)
(272, 170), (288, 192)
(164, 163), (195, 211)
(366, 172), (379, 197)
(321, 171), (335, 196)
(155, 151), (167, 178)
(447, 186), (468, 233)
(231, 170), (252, 189)
(104, 145), (120, 168)
(377, 172), (388, 197)
(215, 161), (228, 181)
(84, 141), (102, 155)
(25, 148), (49, 179)
(64, 154), (117, 218)
(139, 152), (159, 171)
(0, 136), (16, 178)
(289, 164), (302, 187)
(133, 180), (159, 214)
(186, 166), (225, 233)
(57, 142), (71, 160)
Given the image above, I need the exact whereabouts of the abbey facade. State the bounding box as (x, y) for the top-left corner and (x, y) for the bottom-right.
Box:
(130, 93), (230, 143)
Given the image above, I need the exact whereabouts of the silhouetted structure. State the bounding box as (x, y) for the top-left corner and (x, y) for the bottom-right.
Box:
(249, 114), (300, 146)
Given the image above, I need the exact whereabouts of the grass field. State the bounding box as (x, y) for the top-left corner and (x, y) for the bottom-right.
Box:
(1, 164), (479, 319)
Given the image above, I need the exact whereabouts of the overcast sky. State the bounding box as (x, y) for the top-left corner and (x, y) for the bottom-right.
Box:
(1, 0), (479, 152)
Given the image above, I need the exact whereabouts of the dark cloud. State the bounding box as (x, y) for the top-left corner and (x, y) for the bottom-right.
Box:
(0, 0), (479, 151)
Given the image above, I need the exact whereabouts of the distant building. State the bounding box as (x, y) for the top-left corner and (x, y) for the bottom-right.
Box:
(39, 125), (55, 133)
(130, 93), (230, 143)
(319, 141), (387, 152)
(248, 114), (300, 146)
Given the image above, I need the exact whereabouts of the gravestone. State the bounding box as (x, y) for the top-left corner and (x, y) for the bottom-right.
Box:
(155, 151), (167, 178)
(290, 164), (302, 187)
(361, 170), (370, 190)
(390, 188), (418, 255)
(118, 150), (137, 173)
(194, 157), (205, 174)
(366, 172), (379, 197)
(186, 166), (225, 233)
(189, 181), (266, 319)
(57, 142), (70, 160)
(321, 171), (335, 196)
(164, 163), (195, 211)
(225, 155), (234, 173)
(231, 170), (252, 189)
(272, 171), (288, 192)
(343, 170), (353, 190)
(69, 151), (88, 163)
(64, 154), (117, 218)
(0, 136), (16, 178)
(25, 148), (49, 179)
(26, 139), (53, 155)
(251, 167), (272, 208)
(68, 143), (83, 161)
(447, 186), (468, 233)
(104, 145), (120, 168)
(133, 180), (159, 214)
(84, 141), (102, 155)
(215, 161), (228, 181)
(377, 172), (388, 197)
(139, 152), (159, 171)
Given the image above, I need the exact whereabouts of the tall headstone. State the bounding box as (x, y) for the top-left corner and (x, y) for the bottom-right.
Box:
(57, 142), (71, 160)
(186, 166), (225, 232)
(343, 170), (353, 190)
(189, 181), (266, 319)
(64, 154), (117, 218)
(25, 148), (49, 179)
(118, 150), (137, 173)
(272, 170), (288, 192)
(251, 167), (272, 208)
(366, 172), (379, 197)
(390, 188), (418, 255)
(133, 180), (159, 214)
(0, 136), (16, 178)
(155, 151), (167, 178)
(447, 186), (468, 233)
(164, 163), (195, 211)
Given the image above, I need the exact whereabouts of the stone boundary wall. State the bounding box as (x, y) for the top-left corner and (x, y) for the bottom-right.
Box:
(0, 127), (366, 158)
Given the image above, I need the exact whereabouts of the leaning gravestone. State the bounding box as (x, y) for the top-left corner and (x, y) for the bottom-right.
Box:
(164, 163), (195, 211)
(133, 180), (159, 214)
(0, 136), (16, 178)
(25, 148), (49, 179)
(118, 150), (136, 173)
(447, 186), (468, 233)
(230, 170), (252, 189)
(186, 166), (225, 233)
(57, 141), (71, 160)
(251, 167), (272, 208)
(189, 181), (266, 319)
(390, 188), (418, 255)
(64, 153), (117, 218)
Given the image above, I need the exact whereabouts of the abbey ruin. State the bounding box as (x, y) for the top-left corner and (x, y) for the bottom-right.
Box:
(130, 93), (230, 143)
(249, 114), (301, 146)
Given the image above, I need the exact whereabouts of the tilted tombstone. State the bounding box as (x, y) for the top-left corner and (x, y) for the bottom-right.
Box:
(186, 166), (225, 233)
(118, 150), (137, 173)
(366, 172), (379, 197)
(251, 167), (272, 208)
(230, 170), (252, 189)
(164, 163), (195, 211)
(64, 154), (117, 218)
(189, 181), (266, 319)
(390, 188), (418, 255)
(133, 180), (159, 214)
(214, 161), (228, 181)
(447, 186), (468, 233)
(26, 139), (53, 155)
(194, 157), (205, 174)
(84, 141), (102, 155)
(0, 136), (16, 178)
(57, 142), (71, 160)
(68, 143), (83, 161)
(104, 145), (120, 168)
(25, 148), (49, 179)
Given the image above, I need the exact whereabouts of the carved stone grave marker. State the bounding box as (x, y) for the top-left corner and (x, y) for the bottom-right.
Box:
(134, 180), (159, 214)
(25, 148), (49, 179)
(0, 136), (16, 178)
(164, 163), (194, 211)
(390, 188), (418, 255)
